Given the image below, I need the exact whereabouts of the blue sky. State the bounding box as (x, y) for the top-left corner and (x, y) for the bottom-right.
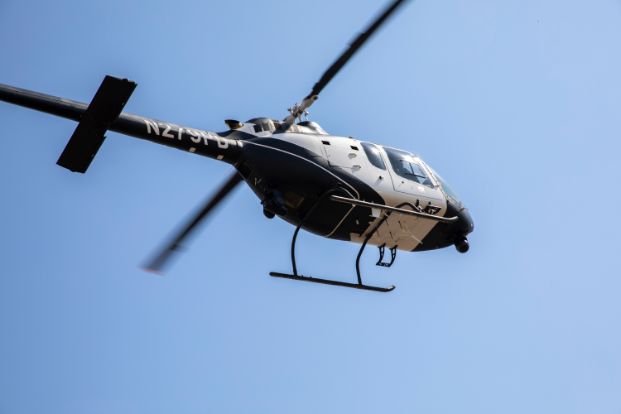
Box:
(1, 0), (620, 413)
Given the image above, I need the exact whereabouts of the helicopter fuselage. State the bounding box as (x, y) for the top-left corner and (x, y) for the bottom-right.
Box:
(221, 118), (474, 253)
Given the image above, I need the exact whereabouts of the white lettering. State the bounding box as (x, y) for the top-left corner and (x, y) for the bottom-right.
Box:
(217, 137), (229, 149)
(178, 127), (184, 140)
(162, 124), (174, 139)
(198, 131), (210, 146)
(187, 129), (202, 144)
(144, 119), (160, 135)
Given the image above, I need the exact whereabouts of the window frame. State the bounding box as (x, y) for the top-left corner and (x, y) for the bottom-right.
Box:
(383, 147), (435, 188)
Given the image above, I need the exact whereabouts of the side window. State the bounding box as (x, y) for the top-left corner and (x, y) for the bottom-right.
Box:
(384, 147), (433, 187)
(361, 142), (386, 170)
(252, 119), (275, 133)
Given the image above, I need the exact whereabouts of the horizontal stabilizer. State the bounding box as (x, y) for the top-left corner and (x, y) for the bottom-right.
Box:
(57, 76), (136, 173)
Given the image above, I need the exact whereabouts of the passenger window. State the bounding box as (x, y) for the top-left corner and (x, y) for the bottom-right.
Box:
(361, 142), (386, 170)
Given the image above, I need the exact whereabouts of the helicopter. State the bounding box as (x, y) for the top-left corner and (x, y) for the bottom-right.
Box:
(0, 0), (473, 293)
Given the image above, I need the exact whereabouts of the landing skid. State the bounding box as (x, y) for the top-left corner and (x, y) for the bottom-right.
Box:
(269, 272), (395, 293)
(270, 189), (401, 293)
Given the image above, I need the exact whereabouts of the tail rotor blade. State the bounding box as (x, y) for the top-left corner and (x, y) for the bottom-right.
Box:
(144, 171), (243, 273)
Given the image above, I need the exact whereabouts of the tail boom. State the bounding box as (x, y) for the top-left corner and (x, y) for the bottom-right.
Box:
(0, 76), (242, 171)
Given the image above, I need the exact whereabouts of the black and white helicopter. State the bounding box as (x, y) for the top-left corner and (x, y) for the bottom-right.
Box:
(0, 0), (473, 292)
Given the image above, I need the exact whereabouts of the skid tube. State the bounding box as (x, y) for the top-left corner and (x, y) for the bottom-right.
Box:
(269, 188), (396, 293)
(269, 272), (395, 292)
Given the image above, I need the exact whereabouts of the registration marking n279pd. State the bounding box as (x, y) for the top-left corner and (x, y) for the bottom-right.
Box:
(143, 119), (229, 149)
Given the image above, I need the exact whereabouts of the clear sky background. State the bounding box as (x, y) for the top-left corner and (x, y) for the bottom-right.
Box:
(1, 0), (620, 413)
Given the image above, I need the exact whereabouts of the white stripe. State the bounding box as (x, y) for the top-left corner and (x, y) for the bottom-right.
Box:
(242, 140), (361, 237)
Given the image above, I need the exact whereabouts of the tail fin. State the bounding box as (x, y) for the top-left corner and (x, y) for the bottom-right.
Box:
(56, 76), (136, 173)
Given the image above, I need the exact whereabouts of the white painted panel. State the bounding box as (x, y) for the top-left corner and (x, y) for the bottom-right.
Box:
(322, 136), (360, 170)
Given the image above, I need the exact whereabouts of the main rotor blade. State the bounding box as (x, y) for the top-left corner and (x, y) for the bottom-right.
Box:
(144, 171), (243, 273)
(284, 0), (410, 123)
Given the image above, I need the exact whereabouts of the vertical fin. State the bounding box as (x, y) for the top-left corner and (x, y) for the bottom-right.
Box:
(56, 76), (136, 173)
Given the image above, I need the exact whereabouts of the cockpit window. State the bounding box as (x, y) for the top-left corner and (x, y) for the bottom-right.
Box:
(361, 142), (386, 170)
(384, 147), (433, 187)
(428, 167), (461, 202)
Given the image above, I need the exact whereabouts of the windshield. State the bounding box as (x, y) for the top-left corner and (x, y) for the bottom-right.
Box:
(384, 147), (433, 187)
(428, 166), (461, 202)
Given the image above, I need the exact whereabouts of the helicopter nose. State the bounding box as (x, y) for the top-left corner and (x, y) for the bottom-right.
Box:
(448, 201), (473, 253)
(458, 207), (474, 235)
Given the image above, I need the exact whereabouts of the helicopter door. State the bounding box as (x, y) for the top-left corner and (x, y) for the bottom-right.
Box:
(321, 137), (361, 172)
(322, 139), (395, 194)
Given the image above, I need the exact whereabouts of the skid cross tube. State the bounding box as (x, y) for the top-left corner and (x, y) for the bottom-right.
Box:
(269, 188), (395, 292)
(355, 212), (391, 285)
(289, 188), (342, 276)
